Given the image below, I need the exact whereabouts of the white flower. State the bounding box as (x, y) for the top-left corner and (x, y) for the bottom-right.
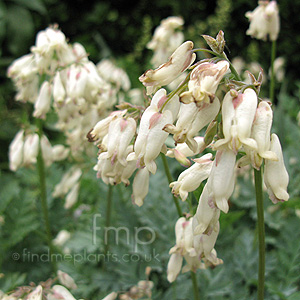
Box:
(247, 101), (278, 169)
(193, 221), (222, 265)
(27, 285), (43, 300)
(97, 59), (131, 91)
(33, 81), (52, 119)
(270, 57), (285, 82)
(53, 230), (71, 247)
(23, 133), (39, 166)
(7, 53), (37, 80)
(95, 146), (137, 186)
(207, 149), (236, 213)
(147, 16), (184, 67)
(101, 292), (118, 300)
(52, 145), (69, 161)
(165, 97), (220, 152)
(53, 167), (82, 198)
(246, 1), (280, 41)
(65, 182), (80, 209)
(57, 270), (77, 290)
(105, 117), (136, 166)
(264, 134), (289, 203)
(167, 252), (183, 283)
(167, 216), (222, 282)
(48, 285), (76, 300)
(133, 89), (178, 174)
(87, 110), (126, 143)
(193, 183), (220, 235)
(180, 60), (229, 105)
(166, 136), (206, 166)
(9, 129), (25, 171)
(169, 153), (213, 201)
(139, 41), (196, 94)
(66, 64), (88, 101)
(53, 72), (66, 104)
(132, 168), (150, 206)
(41, 135), (54, 167)
(214, 88), (258, 153)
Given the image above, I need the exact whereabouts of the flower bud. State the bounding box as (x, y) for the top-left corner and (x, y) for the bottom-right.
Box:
(23, 133), (39, 166)
(207, 149), (236, 213)
(9, 130), (25, 171)
(202, 30), (225, 54)
(132, 168), (150, 206)
(101, 292), (118, 300)
(53, 230), (71, 247)
(48, 285), (76, 300)
(167, 253), (183, 283)
(139, 41), (196, 95)
(169, 153), (213, 201)
(248, 101), (277, 169)
(53, 167), (82, 198)
(65, 182), (80, 209)
(57, 270), (77, 290)
(264, 134), (289, 203)
(33, 81), (52, 119)
(193, 183), (220, 235)
(53, 72), (66, 104)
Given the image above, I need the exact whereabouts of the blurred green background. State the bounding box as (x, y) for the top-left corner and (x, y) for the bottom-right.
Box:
(0, 1), (300, 299)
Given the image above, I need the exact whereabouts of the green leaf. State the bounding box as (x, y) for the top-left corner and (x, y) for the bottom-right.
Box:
(6, 4), (34, 56)
(0, 272), (26, 293)
(287, 292), (300, 300)
(0, 175), (20, 213)
(10, 0), (46, 15)
(0, 1), (7, 48)
(1, 189), (39, 248)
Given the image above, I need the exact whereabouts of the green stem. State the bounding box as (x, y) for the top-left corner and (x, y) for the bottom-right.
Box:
(36, 118), (57, 273)
(104, 185), (113, 255)
(160, 153), (182, 217)
(254, 168), (265, 300)
(193, 48), (218, 57)
(219, 52), (242, 81)
(229, 62), (242, 81)
(191, 272), (200, 300)
(160, 154), (200, 299)
(160, 75), (190, 112)
(269, 40), (277, 103)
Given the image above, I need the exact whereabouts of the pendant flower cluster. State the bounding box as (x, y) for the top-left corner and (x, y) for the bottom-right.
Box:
(8, 25), (133, 209)
(245, 1), (280, 41)
(88, 30), (289, 283)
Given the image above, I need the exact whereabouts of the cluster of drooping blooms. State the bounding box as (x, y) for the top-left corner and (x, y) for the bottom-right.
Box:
(0, 268), (153, 300)
(7, 25), (131, 160)
(8, 25), (132, 209)
(89, 27), (289, 281)
(0, 272), (78, 300)
(8, 129), (69, 171)
(167, 216), (223, 282)
(147, 16), (184, 67)
(245, 0), (280, 41)
(88, 41), (196, 206)
(52, 167), (82, 209)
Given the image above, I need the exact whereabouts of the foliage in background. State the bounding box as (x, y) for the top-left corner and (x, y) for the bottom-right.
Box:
(0, 0), (300, 299)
